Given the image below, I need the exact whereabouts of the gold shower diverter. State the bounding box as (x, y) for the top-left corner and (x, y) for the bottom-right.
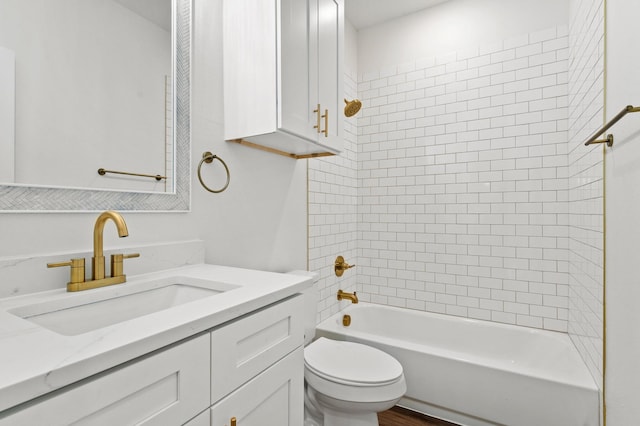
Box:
(343, 314), (352, 326)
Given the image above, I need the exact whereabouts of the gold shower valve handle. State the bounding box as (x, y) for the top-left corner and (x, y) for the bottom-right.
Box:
(335, 255), (355, 277)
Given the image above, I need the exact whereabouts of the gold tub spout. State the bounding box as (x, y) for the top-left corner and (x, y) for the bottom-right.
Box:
(337, 289), (358, 304)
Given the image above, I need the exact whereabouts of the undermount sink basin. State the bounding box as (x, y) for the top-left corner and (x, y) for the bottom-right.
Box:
(9, 277), (239, 336)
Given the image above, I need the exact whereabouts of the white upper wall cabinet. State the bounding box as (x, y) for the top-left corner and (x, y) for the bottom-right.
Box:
(223, 0), (344, 159)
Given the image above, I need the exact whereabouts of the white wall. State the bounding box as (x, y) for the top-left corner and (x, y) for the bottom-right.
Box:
(357, 0), (569, 75)
(567, 0), (605, 398)
(604, 0), (640, 423)
(0, 0), (307, 280)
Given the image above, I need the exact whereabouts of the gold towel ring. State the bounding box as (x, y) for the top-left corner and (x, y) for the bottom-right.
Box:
(197, 151), (230, 193)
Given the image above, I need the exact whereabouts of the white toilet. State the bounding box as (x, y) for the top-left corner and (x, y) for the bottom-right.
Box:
(296, 273), (407, 426)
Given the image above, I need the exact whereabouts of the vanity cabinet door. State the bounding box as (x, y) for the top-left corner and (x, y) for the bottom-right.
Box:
(210, 295), (304, 403)
(0, 334), (210, 426)
(313, 0), (344, 150)
(184, 409), (210, 426)
(210, 347), (304, 426)
(279, 0), (317, 143)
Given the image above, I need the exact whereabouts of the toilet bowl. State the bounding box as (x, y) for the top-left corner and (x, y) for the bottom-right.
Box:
(303, 337), (406, 426)
(286, 270), (406, 426)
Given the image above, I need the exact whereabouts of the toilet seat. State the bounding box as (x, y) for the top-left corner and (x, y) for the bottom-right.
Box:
(304, 338), (403, 387)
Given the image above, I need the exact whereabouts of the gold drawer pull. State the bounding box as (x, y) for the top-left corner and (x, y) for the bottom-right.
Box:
(313, 104), (321, 133)
(322, 109), (329, 137)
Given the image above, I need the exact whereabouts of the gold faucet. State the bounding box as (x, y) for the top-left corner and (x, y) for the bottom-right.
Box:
(48, 211), (139, 292)
(92, 210), (130, 280)
(337, 289), (358, 304)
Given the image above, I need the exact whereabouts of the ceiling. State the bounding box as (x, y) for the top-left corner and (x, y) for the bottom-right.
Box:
(113, 0), (171, 31)
(345, 0), (450, 30)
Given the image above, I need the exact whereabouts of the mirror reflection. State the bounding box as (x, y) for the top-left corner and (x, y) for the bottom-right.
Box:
(0, 0), (173, 193)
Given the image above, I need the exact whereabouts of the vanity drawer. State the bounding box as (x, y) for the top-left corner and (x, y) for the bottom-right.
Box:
(210, 347), (304, 426)
(1, 334), (210, 426)
(210, 295), (304, 403)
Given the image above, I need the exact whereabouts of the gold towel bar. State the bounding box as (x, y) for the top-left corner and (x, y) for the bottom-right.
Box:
(584, 105), (640, 147)
(97, 168), (166, 181)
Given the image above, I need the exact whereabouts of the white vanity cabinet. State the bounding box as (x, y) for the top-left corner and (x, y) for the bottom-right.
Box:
(223, 0), (344, 159)
(209, 295), (305, 425)
(210, 349), (303, 426)
(185, 410), (211, 426)
(0, 334), (211, 426)
(0, 295), (305, 426)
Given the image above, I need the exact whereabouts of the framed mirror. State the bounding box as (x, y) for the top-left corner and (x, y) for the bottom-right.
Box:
(0, 0), (190, 211)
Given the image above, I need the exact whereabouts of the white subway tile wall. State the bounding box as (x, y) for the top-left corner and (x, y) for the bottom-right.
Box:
(567, 0), (605, 389)
(356, 26), (571, 331)
(308, 70), (358, 323)
(309, 15), (603, 391)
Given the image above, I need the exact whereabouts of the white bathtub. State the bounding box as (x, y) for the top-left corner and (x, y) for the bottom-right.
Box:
(315, 303), (599, 426)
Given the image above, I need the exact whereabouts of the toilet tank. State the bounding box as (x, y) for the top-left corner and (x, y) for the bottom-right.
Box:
(288, 270), (319, 345)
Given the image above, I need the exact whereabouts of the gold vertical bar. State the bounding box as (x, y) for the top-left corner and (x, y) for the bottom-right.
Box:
(602, 1), (608, 425)
(313, 104), (321, 133)
(322, 109), (329, 137)
(306, 159), (310, 271)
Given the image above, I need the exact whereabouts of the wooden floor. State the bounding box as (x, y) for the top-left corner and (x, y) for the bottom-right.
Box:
(378, 406), (458, 426)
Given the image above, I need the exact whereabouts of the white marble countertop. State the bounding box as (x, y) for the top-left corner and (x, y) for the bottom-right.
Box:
(0, 264), (312, 413)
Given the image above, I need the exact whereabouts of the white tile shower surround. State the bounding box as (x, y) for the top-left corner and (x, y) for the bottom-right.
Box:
(308, 71), (359, 323)
(309, 17), (604, 396)
(567, 0), (605, 390)
(356, 25), (571, 331)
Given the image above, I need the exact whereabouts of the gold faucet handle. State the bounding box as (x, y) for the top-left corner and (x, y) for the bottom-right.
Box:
(47, 258), (86, 284)
(110, 253), (140, 278)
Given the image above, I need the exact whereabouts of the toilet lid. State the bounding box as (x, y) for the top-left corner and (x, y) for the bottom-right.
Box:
(304, 338), (403, 386)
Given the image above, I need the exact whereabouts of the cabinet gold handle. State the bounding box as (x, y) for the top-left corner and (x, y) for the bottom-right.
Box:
(230, 417), (237, 426)
(322, 109), (329, 137)
(313, 104), (321, 133)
